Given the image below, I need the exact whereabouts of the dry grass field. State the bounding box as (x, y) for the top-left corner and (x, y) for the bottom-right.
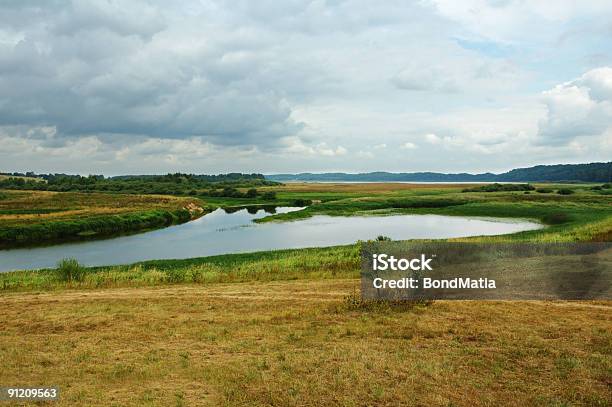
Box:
(264, 182), (475, 193)
(0, 279), (610, 406)
(0, 190), (200, 227)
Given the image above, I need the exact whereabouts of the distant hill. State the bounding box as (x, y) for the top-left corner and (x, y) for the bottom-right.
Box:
(266, 162), (612, 183)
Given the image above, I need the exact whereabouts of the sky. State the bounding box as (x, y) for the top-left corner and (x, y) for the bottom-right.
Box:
(0, 0), (611, 175)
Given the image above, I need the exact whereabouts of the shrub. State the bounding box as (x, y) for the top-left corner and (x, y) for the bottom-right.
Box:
(293, 199), (312, 206)
(261, 191), (276, 200)
(376, 235), (392, 241)
(462, 183), (535, 193)
(246, 188), (258, 198)
(165, 268), (186, 283)
(536, 188), (553, 193)
(557, 188), (575, 195)
(55, 258), (86, 282)
(601, 183), (611, 189)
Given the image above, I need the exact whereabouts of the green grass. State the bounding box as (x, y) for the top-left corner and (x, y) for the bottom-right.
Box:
(0, 245), (360, 291)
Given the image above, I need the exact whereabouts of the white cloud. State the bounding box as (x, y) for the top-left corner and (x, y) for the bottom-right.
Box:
(537, 67), (612, 145)
(278, 136), (347, 157)
(401, 142), (417, 149)
(424, 133), (442, 144)
(426, 0), (612, 43)
(318, 144), (347, 157)
(356, 150), (374, 158)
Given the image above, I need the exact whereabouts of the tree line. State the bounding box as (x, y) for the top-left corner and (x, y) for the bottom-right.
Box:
(0, 172), (278, 198)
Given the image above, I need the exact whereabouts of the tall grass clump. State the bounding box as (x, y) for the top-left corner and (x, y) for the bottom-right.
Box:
(342, 289), (433, 312)
(55, 258), (86, 282)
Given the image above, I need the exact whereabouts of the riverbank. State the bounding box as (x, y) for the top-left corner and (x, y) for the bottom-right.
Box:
(0, 245), (359, 291)
(0, 191), (206, 248)
(1, 279), (609, 406)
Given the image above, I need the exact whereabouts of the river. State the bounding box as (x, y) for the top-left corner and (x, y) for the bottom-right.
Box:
(0, 207), (543, 272)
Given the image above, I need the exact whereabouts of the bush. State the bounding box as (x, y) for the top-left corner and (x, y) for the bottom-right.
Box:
(536, 188), (553, 193)
(246, 188), (258, 198)
(601, 183), (611, 189)
(293, 199), (312, 206)
(261, 191), (276, 200)
(55, 258), (86, 282)
(376, 235), (392, 241)
(557, 188), (575, 195)
(165, 268), (186, 283)
(462, 183), (535, 193)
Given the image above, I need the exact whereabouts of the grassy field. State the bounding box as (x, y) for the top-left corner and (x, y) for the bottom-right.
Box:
(0, 182), (610, 406)
(0, 245), (360, 291)
(0, 281), (610, 406)
(0, 190), (205, 247)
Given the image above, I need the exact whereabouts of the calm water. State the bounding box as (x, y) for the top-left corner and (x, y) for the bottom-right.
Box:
(0, 207), (542, 272)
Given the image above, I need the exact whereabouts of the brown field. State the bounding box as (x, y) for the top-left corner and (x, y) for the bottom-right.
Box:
(263, 182), (478, 193)
(0, 190), (200, 227)
(1, 279), (610, 406)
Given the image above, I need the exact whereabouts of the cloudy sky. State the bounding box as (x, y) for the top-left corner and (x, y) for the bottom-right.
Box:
(1, 0), (611, 175)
